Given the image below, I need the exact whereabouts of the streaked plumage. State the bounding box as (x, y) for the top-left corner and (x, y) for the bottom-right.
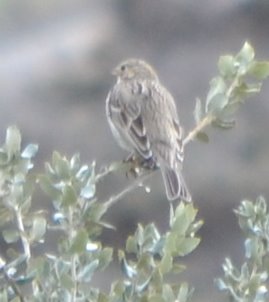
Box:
(106, 59), (191, 201)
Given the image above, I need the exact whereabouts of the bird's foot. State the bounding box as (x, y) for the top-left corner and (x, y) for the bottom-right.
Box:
(141, 157), (159, 171)
(123, 155), (158, 179)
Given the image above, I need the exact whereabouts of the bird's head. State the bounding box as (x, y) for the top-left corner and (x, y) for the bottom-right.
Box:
(112, 59), (158, 81)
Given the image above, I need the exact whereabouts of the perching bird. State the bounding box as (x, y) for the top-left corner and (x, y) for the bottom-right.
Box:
(106, 58), (191, 201)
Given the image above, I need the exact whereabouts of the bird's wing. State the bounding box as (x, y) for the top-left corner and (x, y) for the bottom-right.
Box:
(106, 85), (153, 159)
(145, 83), (184, 166)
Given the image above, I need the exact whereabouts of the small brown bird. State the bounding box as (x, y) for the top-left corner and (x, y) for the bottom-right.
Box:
(106, 58), (191, 201)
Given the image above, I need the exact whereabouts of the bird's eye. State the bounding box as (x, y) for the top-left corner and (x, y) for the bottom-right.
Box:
(121, 65), (126, 71)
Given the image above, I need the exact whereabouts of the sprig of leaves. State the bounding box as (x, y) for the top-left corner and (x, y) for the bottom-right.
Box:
(184, 42), (269, 145)
(216, 196), (269, 302)
(36, 152), (113, 301)
(112, 203), (203, 302)
(0, 126), (41, 299)
(0, 127), (203, 302)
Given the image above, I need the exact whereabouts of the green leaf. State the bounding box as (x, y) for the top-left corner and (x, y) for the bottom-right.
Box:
(39, 175), (60, 199)
(5, 254), (27, 270)
(98, 293), (109, 302)
(70, 229), (88, 254)
(137, 253), (154, 271)
(256, 196), (267, 215)
(171, 263), (186, 274)
(212, 118), (236, 130)
(136, 274), (152, 292)
(173, 202), (185, 223)
(118, 250), (137, 278)
(164, 232), (177, 254)
(148, 296), (165, 302)
(219, 101), (240, 120)
(52, 152), (70, 179)
(196, 131), (209, 143)
(2, 228), (20, 243)
(98, 247), (113, 270)
(88, 203), (109, 222)
(176, 282), (193, 302)
(76, 165), (90, 181)
(62, 185), (77, 207)
(0, 290), (8, 302)
(162, 284), (175, 302)
(21, 144), (38, 159)
(151, 269), (164, 289)
(238, 82), (262, 96)
(174, 203), (198, 235)
(177, 237), (201, 256)
(0, 150), (8, 165)
(207, 93), (229, 113)
(0, 206), (13, 226)
(188, 220), (204, 235)
(135, 223), (144, 247)
(249, 61), (269, 79)
(236, 41), (255, 66)
(5, 126), (21, 159)
(126, 235), (138, 254)
(206, 77), (226, 112)
(143, 223), (161, 252)
(159, 253), (172, 274)
(218, 55), (236, 78)
(80, 183), (95, 199)
(194, 98), (203, 124)
(70, 153), (81, 172)
(172, 212), (191, 236)
(77, 259), (99, 282)
(30, 216), (47, 242)
(59, 273), (74, 290)
(147, 294), (164, 302)
(244, 238), (259, 260)
(111, 280), (125, 296)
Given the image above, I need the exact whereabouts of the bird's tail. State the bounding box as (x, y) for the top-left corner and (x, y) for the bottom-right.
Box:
(161, 166), (191, 202)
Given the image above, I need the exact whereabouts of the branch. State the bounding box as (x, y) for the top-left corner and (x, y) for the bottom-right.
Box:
(96, 161), (133, 183)
(183, 114), (214, 146)
(104, 169), (156, 208)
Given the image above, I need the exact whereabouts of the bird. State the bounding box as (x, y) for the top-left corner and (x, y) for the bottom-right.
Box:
(106, 58), (191, 201)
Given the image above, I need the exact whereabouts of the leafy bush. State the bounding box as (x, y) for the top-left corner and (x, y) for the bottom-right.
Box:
(0, 42), (269, 301)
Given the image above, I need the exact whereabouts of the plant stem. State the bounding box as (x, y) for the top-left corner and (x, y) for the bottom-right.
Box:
(67, 206), (78, 301)
(96, 161), (132, 183)
(71, 254), (78, 302)
(183, 114), (214, 146)
(14, 207), (31, 260)
(104, 169), (156, 208)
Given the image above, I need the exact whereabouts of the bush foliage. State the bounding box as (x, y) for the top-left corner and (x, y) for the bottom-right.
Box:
(0, 42), (269, 301)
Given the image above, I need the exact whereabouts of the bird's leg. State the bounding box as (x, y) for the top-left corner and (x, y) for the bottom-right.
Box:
(123, 153), (141, 179)
(123, 152), (136, 163)
(123, 154), (158, 179)
(141, 157), (159, 171)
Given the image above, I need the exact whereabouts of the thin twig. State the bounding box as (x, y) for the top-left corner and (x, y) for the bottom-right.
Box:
(14, 208), (31, 261)
(183, 115), (214, 146)
(95, 161), (132, 183)
(226, 75), (239, 99)
(183, 71), (241, 147)
(104, 169), (156, 208)
(95, 166), (114, 183)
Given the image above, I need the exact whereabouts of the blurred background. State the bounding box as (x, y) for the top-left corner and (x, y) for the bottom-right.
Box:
(1, 0), (269, 301)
